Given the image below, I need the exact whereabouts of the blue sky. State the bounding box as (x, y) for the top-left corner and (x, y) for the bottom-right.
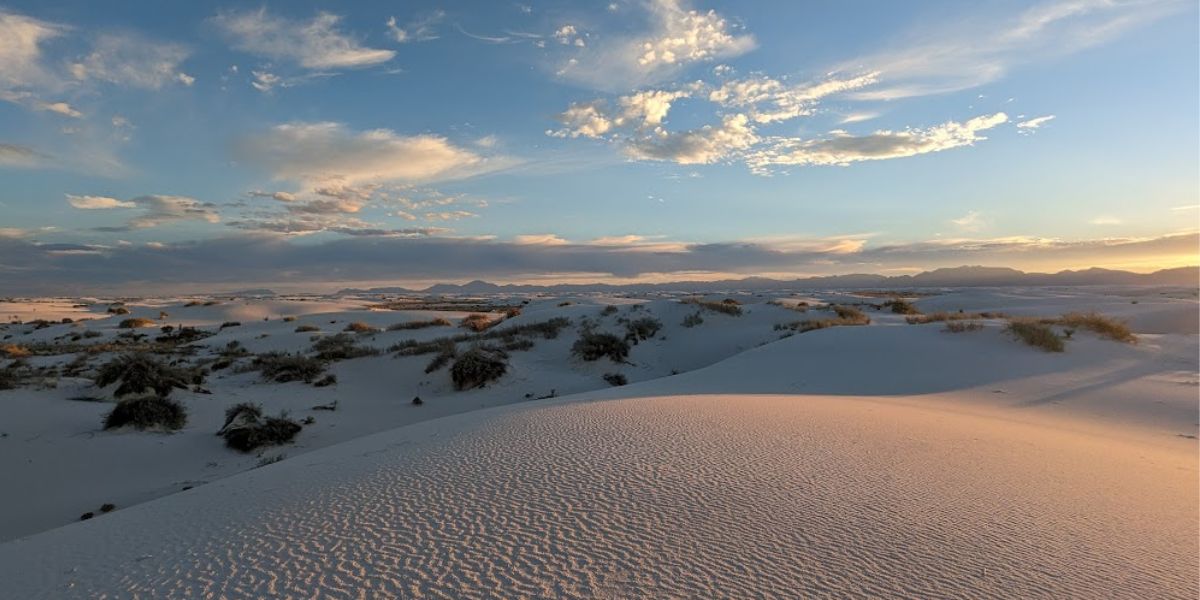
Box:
(0, 0), (1197, 292)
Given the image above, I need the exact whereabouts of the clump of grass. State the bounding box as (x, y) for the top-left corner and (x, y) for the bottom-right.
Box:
(219, 321), (241, 329)
(313, 374), (337, 387)
(600, 305), (619, 316)
(681, 312), (704, 328)
(388, 317), (571, 357)
(218, 403), (302, 452)
(500, 337), (535, 352)
(387, 317), (452, 331)
(943, 321), (984, 333)
(251, 352), (325, 383)
(603, 372), (627, 386)
(424, 342), (457, 373)
(95, 353), (192, 398)
(572, 332), (629, 362)
(107, 306), (130, 315)
(450, 346), (508, 390)
(309, 333), (380, 361)
(1005, 320), (1065, 352)
(343, 321), (378, 334)
(118, 318), (157, 329)
(103, 395), (187, 431)
(1054, 312), (1136, 343)
(282, 316), (296, 322)
(460, 314), (496, 332)
(682, 297), (743, 316)
(624, 317), (662, 342)
(294, 324), (320, 333)
(1, 343), (31, 358)
(907, 311), (1006, 324)
(829, 305), (870, 324)
(883, 299), (921, 315)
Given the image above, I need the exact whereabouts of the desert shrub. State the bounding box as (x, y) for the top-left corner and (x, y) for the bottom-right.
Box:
(313, 374), (337, 387)
(82, 330), (103, 339)
(95, 353), (191, 398)
(388, 317), (571, 356)
(624, 317), (662, 342)
(310, 333), (380, 360)
(219, 321), (241, 329)
(450, 346), (508, 390)
(0, 343), (30, 358)
(501, 337), (535, 352)
(1006, 320), (1065, 352)
(118, 318), (157, 329)
(682, 298), (743, 316)
(155, 326), (211, 344)
(103, 395), (187, 431)
(387, 317), (452, 331)
(344, 321), (378, 333)
(572, 332), (629, 362)
(943, 321), (984, 333)
(829, 305), (870, 324)
(504, 307), (522, 318)
(282, 316), (296, 322)
(884, 299), (921, 315)
(107, 306), (130, 315)
(603, 372), (627, 386)
(1055, 312), (1136, 343)
(424, 342), (457, 373)
(681, 312), (704, 328)
(294, 324), (320, 333)
(907, 311), (1006, 324)
(600, 305), (619, 316)
(558, 301), (572, 307)
(252, 352), (325, 383)
(219, 403), (302, 452)
(460, 313), (496, 332)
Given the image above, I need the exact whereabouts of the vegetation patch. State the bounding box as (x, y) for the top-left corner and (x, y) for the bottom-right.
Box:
(1053, 312), (1136, 343)
(118, 318), (157, 329)
(310, 333), (380, 361)
(907, 311), (1006, 324)
(343, 321), (379, 334)
(883, 299), (921, 315)
(103, 395), (187, 431)
(572, 332), (630, 362)
(681, 312), (704, 328)
(682, 297), (743, 316)
(251, 352), (325, 383)
(603, 372), (627, 386)
(623, 317), (662, 342)
(1005, 320), (1065, 352)
(943, 321), (984, 333)
(450, 346), (509, 390)
(95, 353), (194, 398)
(460, 313), (497, 332)
(387, 317), (452, 331)
(218, 403), (302, 452)
(294, 324), (320, 333)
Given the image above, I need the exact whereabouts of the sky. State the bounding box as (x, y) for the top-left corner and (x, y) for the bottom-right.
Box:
(0, 0), (1197, 293)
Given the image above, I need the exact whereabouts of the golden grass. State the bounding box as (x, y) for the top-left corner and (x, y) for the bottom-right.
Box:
(1005, 320), (1064, 352)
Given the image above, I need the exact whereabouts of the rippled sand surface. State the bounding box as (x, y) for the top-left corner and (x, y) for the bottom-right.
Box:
(4, 393), (1195, 599)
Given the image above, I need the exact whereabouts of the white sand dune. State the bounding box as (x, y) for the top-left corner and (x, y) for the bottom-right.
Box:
(0, 391), (1194, 599)
(0, 288), (1196, 597)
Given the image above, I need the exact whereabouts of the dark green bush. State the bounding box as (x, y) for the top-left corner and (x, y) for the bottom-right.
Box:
(103, 395), (187, 431)
(572, 332), (629, 362)
(95, 353), (191, 398)
(252, 352), (325, 383)
(450, 346), (508, 390)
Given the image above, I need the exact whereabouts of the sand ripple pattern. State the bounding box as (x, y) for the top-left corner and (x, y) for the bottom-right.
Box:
(2, 394), (1196, 599)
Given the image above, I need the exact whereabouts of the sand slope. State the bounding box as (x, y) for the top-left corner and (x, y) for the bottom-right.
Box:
(0, 392), (1194, 599)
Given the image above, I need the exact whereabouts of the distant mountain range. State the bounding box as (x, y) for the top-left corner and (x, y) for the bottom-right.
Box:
(334, 265), (1199, 296)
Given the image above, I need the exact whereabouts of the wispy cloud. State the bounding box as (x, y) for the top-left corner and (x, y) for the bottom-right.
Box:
(387, 10), (445, 43)
(214, 9), (395, 70)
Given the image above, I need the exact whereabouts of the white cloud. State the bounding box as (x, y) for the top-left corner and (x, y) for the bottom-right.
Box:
(235, 121), (504, 186)
(250, 70), (282, 92)
(0, 142), (45, 168)
(950, 210), (985, 232)
(1016, 114), (1055, 130)
(424, 210), (478, 221)
(70, 33), (192, 90)
(387, 11), (445, 43)
(618, 88), (691, 127)
(549, 101), (614, 138)
(840, 112), (879, 124)
(248, 190), (297, 202)
(214, 9), (395, 70)
(747, 112), (1009, 171)
(36, 100), (81, 117)
(0, 11), (63, 91)
(556, 0), (754, 90)
(626, 113), (758, 165)
(840, 0), (1182, 100)
(553, 25), (585, 47)
(709, 72), (878, 123)
(514, 234), (569, 245)
(65, 194), (135, 209)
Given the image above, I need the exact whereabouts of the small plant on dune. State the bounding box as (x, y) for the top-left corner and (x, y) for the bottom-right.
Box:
(501, 337), (535, 352)
(310, 333), (380, 361)
(387, 317), (452, 331)
(829, 305), (870, 324)
(682, 297), (743, 316)
(943, 321), (984, 333)
(450, 346), (509, 390)
(218, 402), (302, 452)
(906, 311), (1006, 325)
(219, 321), (241, 329)
(681, 312), (704, 328)
(118, 318), (157, 329)
(282, 316), (296, 322)
(460, 313), (496, 332)
(424, 342), (457, 373)
(294, 324), (320, 333)
(1005, 320), (1065, 352)
(0, 343), (31, 359)
(103, 395), (187, 431)
(600, 305), (619, 316)
(572, 331), (630, 362)
(95, 353), (192, 398)
(883, 299), (921, 315)
(1054, 312), (1136, 343)
(107, 306), (130, 315)
(343, 321), (378, 334)
(313, 373), (337, 387)
(624, 317), (662, 343)
(603, 372), (627, 386)
(252, 352), (325, 383)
